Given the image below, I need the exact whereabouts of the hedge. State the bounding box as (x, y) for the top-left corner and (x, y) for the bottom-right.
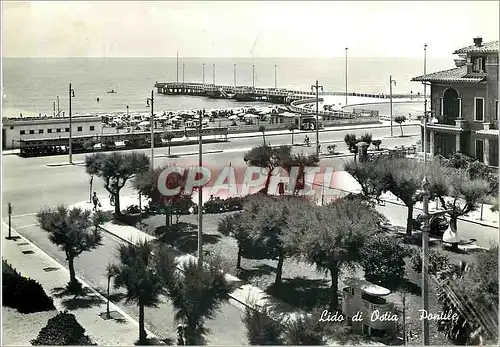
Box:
(31, 311), (95, 345)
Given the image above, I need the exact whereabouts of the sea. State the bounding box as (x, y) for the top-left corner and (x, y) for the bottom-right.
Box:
(1, 57), (451, 118)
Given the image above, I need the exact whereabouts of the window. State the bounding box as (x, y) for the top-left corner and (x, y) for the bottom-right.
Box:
(56, 128), (61, 133)
(496, 101), (499, 121)
(38, 129), (43, 134)
(77, 126), (83, 132)
(476, 140), (484, 163)
(20, 130), (25, 135)
(472, 56), (486, 72)
(48, 129), (52, 133)
(474, 97), (484, 121)
(90, 126), (95, 131)
(29, 130), (35, 134)
(65, 128), (70, 132)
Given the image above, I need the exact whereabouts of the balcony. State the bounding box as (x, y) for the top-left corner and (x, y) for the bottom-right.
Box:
(421, 116), (468, 133)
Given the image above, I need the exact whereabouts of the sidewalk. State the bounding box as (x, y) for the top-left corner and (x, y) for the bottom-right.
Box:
(1, 222), (161, 346)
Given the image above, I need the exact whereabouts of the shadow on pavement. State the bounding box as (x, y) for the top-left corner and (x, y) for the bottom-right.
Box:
(52, 286), (104, 310)
(236, 264), (275, 282)
(266, 277), (331, 311)
(155, 222), (221, 254)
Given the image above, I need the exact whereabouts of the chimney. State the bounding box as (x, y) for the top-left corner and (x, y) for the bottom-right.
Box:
(473, 37), (483, 47)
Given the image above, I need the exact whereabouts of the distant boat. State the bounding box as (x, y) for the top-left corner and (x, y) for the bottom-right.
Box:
(107, 89), (117, 94)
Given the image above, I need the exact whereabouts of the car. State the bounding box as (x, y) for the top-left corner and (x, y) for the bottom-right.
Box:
(412, 213), (449, 237)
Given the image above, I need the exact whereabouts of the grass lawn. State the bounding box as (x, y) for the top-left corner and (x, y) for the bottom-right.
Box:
(2, 307), (58, 345)
(125, 211), (484, 345)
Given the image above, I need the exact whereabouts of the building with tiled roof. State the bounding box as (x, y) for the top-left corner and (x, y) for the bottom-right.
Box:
(411, 37), (499, 167)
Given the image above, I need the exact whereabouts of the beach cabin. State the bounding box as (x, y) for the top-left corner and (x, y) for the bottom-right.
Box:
(341, 278), (397, 339)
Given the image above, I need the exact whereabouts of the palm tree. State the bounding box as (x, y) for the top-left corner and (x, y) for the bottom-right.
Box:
(112, 241), (167, 344)
(287, 123), (298, 145)
(162, 131), (175, 155)
(161, 256), (232, 345)
(258, 125), (266, 145)
(394, 115), (407, 137)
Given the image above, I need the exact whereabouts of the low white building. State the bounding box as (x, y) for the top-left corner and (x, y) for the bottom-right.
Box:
(2, 115), (103, 149)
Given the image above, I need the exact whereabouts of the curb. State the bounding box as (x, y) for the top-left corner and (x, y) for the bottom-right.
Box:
(3, 222), (162, 345)
(383, 199), (498, 229)
(98, 223), (262, 315)
(157, 150), (223, 158)
(47, 161), (85, 167)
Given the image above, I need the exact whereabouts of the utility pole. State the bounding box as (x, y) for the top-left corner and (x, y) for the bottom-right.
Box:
(311, 80), (323, 156)
(68, 84), (75, 164)
(53, 102), (56, 116)
(147, 91), (154, 170)
(197, 109), (204, 269)
(7, 202), (12, 239)
(274, 65), (277, 89)
(126, 105), (129, 117)
(345, 47), (348, 106)
(182, 62), (185, 85)
(252, 65), (255, 88)
(389, 75), (396, 137)
(57, 95), (60, 117)
(421, 42), (430, 346)
(176, 50), (179, 83)
(234, 64), (237, 87)
(202, 63), (205, 84)
(212, 64), (216, 85)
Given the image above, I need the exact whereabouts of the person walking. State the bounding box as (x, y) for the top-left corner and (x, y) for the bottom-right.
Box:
(92, 192), (100, 211)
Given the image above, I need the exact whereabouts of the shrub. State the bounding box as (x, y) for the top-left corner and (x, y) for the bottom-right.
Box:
(372, 139), (382, 150)
(410, 249), (451, 274)
(283, 315), (326, 345)
(242, 307), (284, 345)
(2, 260), (55, 313)
(360, 132), (372, 145)
(327, 145), (337, 154)
(361, 235), (408, 290)
(31, 311), (95, 345)
(202, 196), (245, 214)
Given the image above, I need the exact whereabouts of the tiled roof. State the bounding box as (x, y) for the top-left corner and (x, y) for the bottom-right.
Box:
(453, 41), (499, 54)
(411, 66), (485, 83)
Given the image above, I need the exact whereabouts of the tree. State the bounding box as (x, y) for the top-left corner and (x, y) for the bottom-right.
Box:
(287, 123), (298, 145)
(159, 256), (232, 345)
(286, 196), (383, 309)
(360, 132), (372, 146)
(360, 234), (408, 290)
(344, 133), (358, 154)
(244, 195), (310, 284)
(112, 240), (167, 344)
(85, 152), (150, 215)
(344, 159), (386, 203)
(257, 125), (267, 145)
(394, 115), (407, 136)
(242, 306), (284, 345)
(133, 165), (192, 227)
(281, 152), (320, 196)
(372, 139), (382, 151)
(162, 131), (175, 155)
(436, 169), (490, 250)
(104, 263), (116, 319)
(217, 212), (251, 269)
(37, 206), (102, 292)
(243, 145), (292, 195)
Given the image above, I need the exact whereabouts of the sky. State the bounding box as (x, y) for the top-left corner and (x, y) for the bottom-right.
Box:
(2, 1), (499, 58)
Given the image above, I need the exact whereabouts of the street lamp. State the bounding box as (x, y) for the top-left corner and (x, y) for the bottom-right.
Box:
(202, 63), (205, 84)
(345, 47), (348, 106)
(252, 65), (255, 88)
(274, 65), (278, 89)
(234, 64), (237, 87)
(68, 84), (75, 164)
(176, 50), (179, 83)
(311, 80), (324, 156)
(182, 62), (185, 85)
(146, 90), (154, 170)
(389, 75), (397, 137)
(212, 64), (216, 85)
(197, 109), (204, 269)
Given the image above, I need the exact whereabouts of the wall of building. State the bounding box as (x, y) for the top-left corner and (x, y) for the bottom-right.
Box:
(3, 117), (102, 149)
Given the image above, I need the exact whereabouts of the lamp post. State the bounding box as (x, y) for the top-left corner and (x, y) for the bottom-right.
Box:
(57, 95), (60, 117)
(311, 80), (323, 156)
(68, 84), (75, 164)
(176, 50), (179, 83)
(126, 105), (129, 117)
(202, 63), (205, 84)
(7, 202), (12, 239)
(252, 65), (255, 88)
(274, 64), (277, 89)
(182, 62), (185, 85)
(345, 47), (348, 106)
(421, 42), (430, 346)
(212, 64), (216, 85)
(234, 64), (237, 87)
(146, 90), (154, 170)
(197, 109), (204, 269)
(389, 75), (397, 137)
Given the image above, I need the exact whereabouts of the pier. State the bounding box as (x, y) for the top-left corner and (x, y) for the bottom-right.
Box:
(154, 82), (418, 104)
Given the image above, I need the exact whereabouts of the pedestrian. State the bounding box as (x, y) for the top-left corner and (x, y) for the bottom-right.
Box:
(92, 192), (100, 211)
